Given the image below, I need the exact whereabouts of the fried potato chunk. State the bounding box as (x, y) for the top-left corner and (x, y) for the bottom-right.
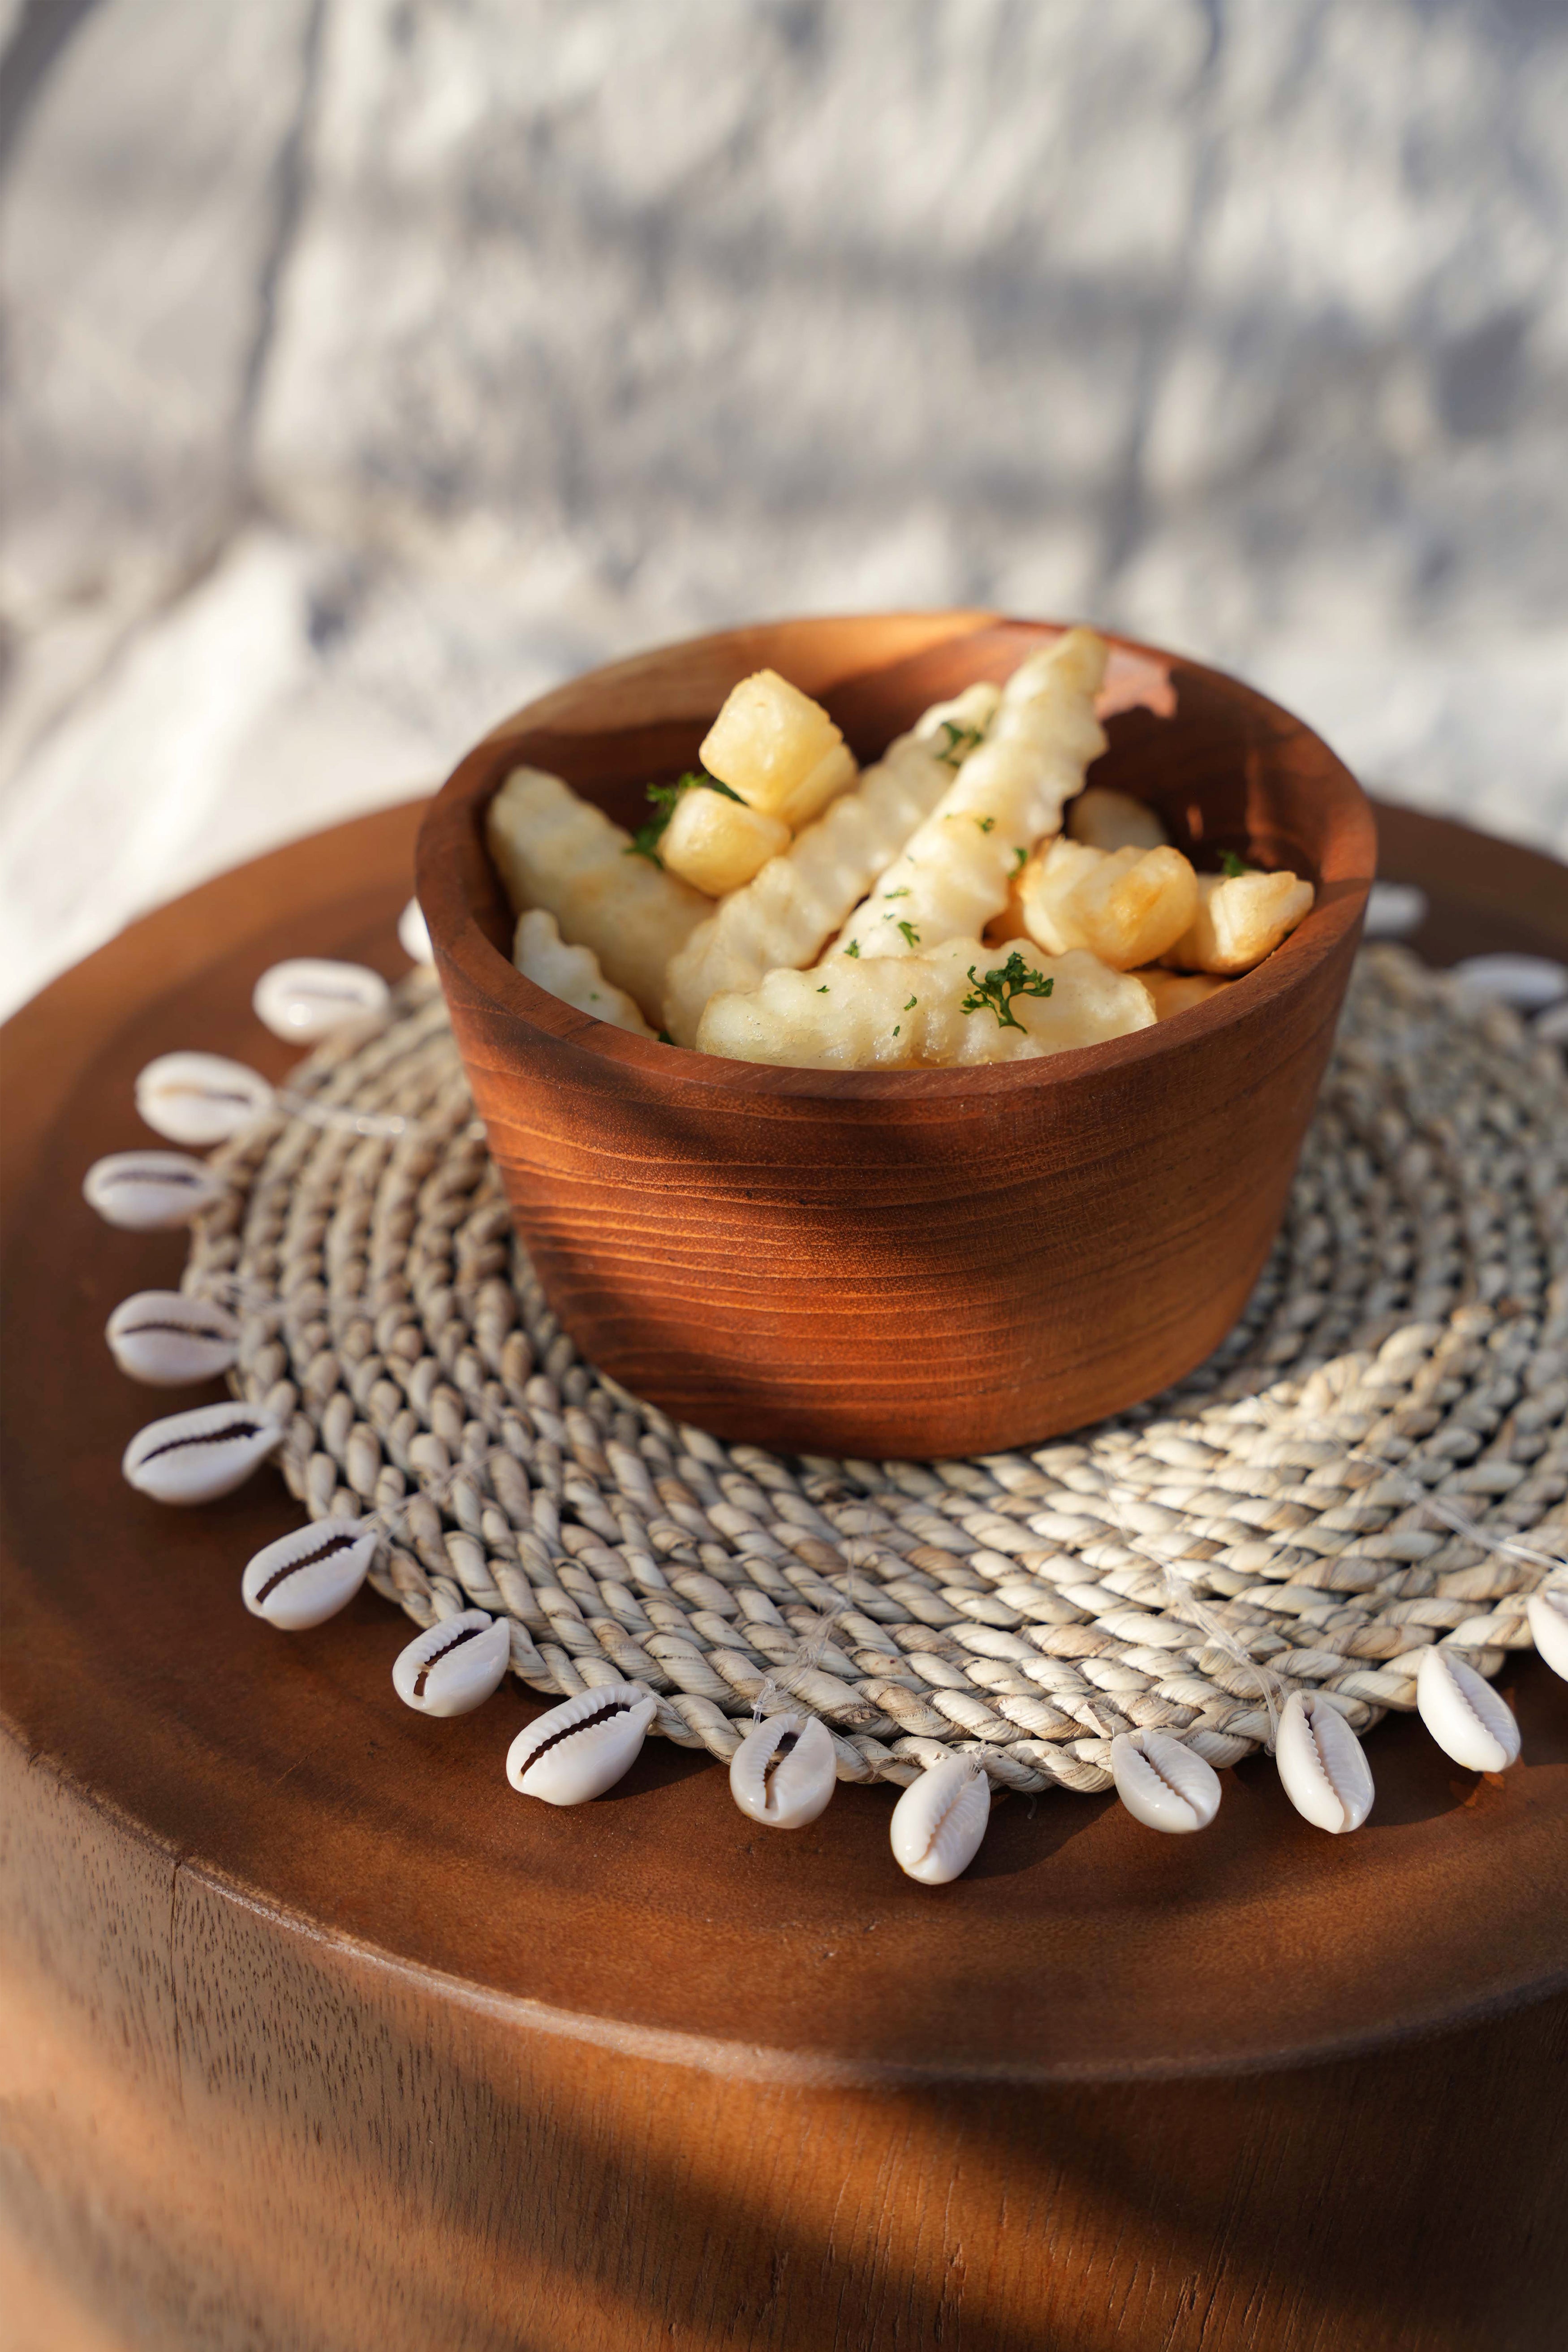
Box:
(1067, 784), (1169, 851)
(1020, 838), (1199, 971)
(487, 767), (709, 1024)
(513, 909), (656, 1036)
(695, 938), (1154, 1070)
(1162, 869), (1315, 974)
(823, 626), (1108, 963)
(662, 682), (1001, 1046)
(700, 669), (857, 827)
(1136, 968), (1232, 1021)
(660, 788), (789, 896)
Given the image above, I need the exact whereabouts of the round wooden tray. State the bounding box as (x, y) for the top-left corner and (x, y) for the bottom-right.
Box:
(3, 797), (1566, 2351)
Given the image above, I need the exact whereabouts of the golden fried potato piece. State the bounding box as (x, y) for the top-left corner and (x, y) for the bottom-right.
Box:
(662, 682), (1000, 1046)
(487, 767), (709, 1023)
(513, 909), (656, 1036)
(1066, 784), (1169, 851)
(1136, 968), (1232, 1021)
(1162, 869), (1315, 974)
(823, 627), (1108, 962)
(1020, 838), (1199, 971)
(695, 939), (1154, 1070)
(700, 669), (857, 827)
(660, 788), (789, 896)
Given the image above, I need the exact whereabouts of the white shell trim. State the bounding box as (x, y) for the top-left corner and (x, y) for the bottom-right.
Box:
(135, 1051), (274, 1145)
(506, 1682), (656, 1805)
(1415, 1646), (1521, 1775)
(889, 1757), (991, 1884)
(1111, 1728), (1222, 1834)
(1526, 1589), (1568, 1680)
(392, 1611), (511, 1717)
(1275, 1691), (1374, 1835)
(1450, 953), (1568, 1012)
(399, 897), (434, 965)
(253, 958), (391, 1042)
(106, 1290), (239, 1385)
(243, 1518), (377, 1629)
(728, 1712), (837, 1828)
(83, 1150), (226, 1230)
(123, 1400), (283, 1505)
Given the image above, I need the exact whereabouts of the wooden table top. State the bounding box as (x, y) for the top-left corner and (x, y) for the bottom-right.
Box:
(2, 795), (1565, 2088)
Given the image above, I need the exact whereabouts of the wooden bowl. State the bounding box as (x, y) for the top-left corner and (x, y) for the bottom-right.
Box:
(417, 612), (1374, 1456)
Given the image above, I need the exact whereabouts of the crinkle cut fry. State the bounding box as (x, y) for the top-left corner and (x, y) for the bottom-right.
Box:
(486, 766), (710, 1024)
(823, 626), (1109, 965)
(513, 909), (656, 1037)
(662, 683), (1002, 1047)
(695, 939), (1155, 1070)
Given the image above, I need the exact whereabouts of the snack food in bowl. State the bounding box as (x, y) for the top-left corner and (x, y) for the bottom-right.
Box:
(417, 612), (1374, 1456)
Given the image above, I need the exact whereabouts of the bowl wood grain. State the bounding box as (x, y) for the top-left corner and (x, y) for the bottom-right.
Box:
(417, 613), (1374, 1455)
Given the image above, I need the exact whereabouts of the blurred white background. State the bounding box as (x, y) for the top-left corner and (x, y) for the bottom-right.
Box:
(2, 0), (1564, 1018)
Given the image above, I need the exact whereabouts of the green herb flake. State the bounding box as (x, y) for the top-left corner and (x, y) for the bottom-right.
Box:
(845, 939), (861, 958)
(904, 995), (918, 1010)
(896, 920), (921, 948)
(892, 1025), (900, 1038)
(961, 950), (1055, 1032)
(1218, 849), (1256, 878)
(817, 984), (830, 993)
(883, 887), (910, 899)
(935, 718), (985, 768)
(975, 815), (995, 834)
(1009, 845), (1027, 875)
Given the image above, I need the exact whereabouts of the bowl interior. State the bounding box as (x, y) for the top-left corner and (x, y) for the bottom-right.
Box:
(424, 612), (1375, 1065)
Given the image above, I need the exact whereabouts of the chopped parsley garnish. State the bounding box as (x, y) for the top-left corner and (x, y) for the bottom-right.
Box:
(935, 719), (986, 768)
(904, 995), (918, 1010)
(817, 984), (829, 993)
(961, 950), (1055, 1032)
(975, 815), (995, 834)
(1218, 849), (1256, 878)
(845, 939), (860, 958)
(625, 770), (743, 865)
(883, 887), (910, 899)
(1009, 845), (1027, 875)
(896, 919), (921, 948)
(892, 1024), (900, 1037)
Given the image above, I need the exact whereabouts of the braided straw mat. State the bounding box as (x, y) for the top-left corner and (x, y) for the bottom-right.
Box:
(186, 945), (1568, 1797)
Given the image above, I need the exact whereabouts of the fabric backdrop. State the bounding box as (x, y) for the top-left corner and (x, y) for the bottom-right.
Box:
(2, 0), (1564, 1017)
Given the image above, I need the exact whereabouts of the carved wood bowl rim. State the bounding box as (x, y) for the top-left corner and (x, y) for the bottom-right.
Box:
(417, 610), (1378, 1102)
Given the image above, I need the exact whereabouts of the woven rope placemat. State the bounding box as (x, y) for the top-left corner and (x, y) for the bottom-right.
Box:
(185, 945), (1568, 1796)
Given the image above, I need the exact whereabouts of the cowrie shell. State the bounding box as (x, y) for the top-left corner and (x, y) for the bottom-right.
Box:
(1111, 1728), (1222, 1834)
(506, 1681), (656, 1805)
(1415, 1646), (1521, 1774)
(135, 1052), (274, 1145)
(1450, 953), (1568, 1012)
(253, 958), (391, 1042)
(243, 1517), (376, 1628)
(123, 1400), (283, 1505)
(393, 1610), (511, 1716)
(399, 897), (434, 965)
(106, 1290), (240, 1385)
(889, 1757), (990, 1884)
(1527, 1589), (1568, 1680)
(83, 1150), (226, 1230)
(1362, 881), (1428, 940)
(728, 1711), (836, 1828)
(1275, 1691), (1374, 1834)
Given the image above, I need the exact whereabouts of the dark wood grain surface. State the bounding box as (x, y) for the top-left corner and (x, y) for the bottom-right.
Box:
(418, 614), (1375, 1456)
(2, 793), (1566, 2351)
